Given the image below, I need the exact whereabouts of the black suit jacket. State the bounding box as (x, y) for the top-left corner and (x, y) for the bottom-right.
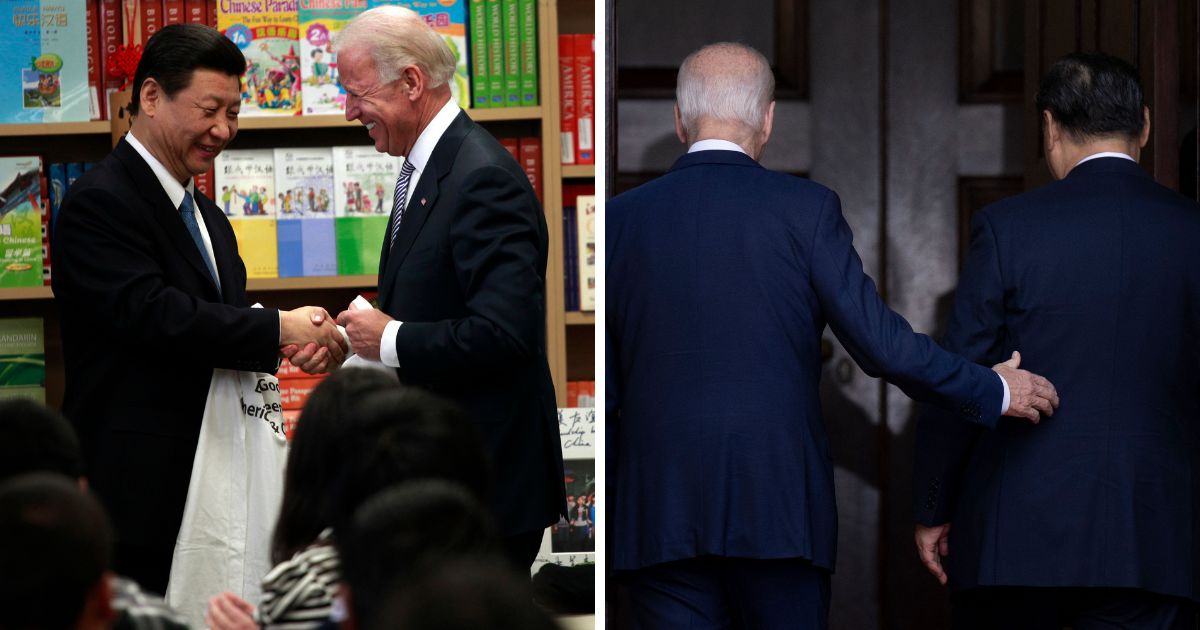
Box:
(378, 111), (565, 536)
(51, 139), (279, 560)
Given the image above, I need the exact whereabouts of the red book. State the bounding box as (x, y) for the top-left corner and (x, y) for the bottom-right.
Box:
(280, 377), (324, 411)
(120, 0), (143, 46)
(164, 0), (184, 25)
(141, 0), (163, 45)
(184, 0), (204, 23)
(572, 34), (595, 165)
(99, 0), (123, 111)
(499, 137), (519, 161)
(194, 168), (214, 200)
(557, 35), (577, 165)
(518, 136), (541, 203)
(206, 0), (216, 28)
(86, 1), (103, 120)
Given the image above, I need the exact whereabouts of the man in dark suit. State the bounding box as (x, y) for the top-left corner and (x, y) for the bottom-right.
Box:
(329, 6), (566, 573)
(606, 42), (1060, 629)
(913, 53), (1200, 629)
(52, 25), (347, 594)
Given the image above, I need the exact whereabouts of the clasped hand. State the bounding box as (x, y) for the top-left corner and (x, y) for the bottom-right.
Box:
(279, 306), (347, 374)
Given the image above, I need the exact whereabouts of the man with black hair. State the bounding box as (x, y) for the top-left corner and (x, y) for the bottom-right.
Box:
(913, 51), (1200, 629)
(52, 23), (347, 593)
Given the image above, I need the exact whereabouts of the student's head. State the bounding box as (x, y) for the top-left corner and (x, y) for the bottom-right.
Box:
(1036, 52), (1150, 178)
(0, 474), (116, 630)
(338, 480), (499, 629)
(0, 398), (84, 484)
(333, 6), (456, 157)
(271, 368), (398, 563)
(674, 42), (775, 159)
(129, 24), (246, 183)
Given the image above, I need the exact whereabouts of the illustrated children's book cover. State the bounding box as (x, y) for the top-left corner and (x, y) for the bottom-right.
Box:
(0, 2), (89, 123)
(215, 149), (279, 278)
(274, 147), (336, 277)
(332, 145), (397, 275)
(0, 156), (44, 288)
(219, 0), (302, 116)
(299, 0), (365, 115)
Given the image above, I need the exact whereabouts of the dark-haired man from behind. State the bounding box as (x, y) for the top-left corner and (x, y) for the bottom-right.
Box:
(914, 52), (1200, 629)
(53, 23), (347, 595)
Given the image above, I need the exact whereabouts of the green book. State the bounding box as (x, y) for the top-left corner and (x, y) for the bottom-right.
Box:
(501, 0), (520, 106)
(485, 0), (504, 107)
(469, 0), (489, 108)
(334, 216), (388, 275)
(518, 0), (538, 106)
(0, 317), (45, 403)
(332, 146), (399, 276)
(0, 156), (44, 288)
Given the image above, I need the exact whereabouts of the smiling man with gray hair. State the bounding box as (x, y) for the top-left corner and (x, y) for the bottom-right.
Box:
(606, 42), (1059, 628)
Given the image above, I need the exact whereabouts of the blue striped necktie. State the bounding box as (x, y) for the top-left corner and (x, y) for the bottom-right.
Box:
(179, 192), (221, 292)
(389, 160), (417, 249)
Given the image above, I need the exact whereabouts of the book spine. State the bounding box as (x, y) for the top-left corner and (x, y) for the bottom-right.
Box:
(184, 0), (205, 23)
(518, 0), (537, 106)
(485, 0), (503, 107)
(122, 0), (144, 46)
(99, 0), (122, 101)
(86, 1), (103, 120)
(573, 34), (594, 165)
(141, 0), (163, 45)
(163, 0), (185, 25)
(499, 137), (518, 161)
(501, 0), (519, 106)
(563, 204), (578, 311)
(518, 136), (541, 203)
(468, 0), (488, 108)
(558, 35), (576, 164)
(206, 0), (216, 28)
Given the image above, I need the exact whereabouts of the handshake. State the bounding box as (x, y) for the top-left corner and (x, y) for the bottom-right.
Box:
(278, 306), (349, 374)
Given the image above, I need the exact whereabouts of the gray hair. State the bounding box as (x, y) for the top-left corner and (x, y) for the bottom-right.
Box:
(676, 42), (774, 136)
(334, 6), (456, 88)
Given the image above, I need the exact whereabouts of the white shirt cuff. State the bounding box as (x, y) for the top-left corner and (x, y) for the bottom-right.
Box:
(998, 372), (1011, 414)
(380, 320), (403, 367)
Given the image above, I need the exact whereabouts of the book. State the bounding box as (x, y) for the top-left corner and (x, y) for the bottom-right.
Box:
(575, 194), (594, 310)
(499, 137), (518, 160)
(500, 0), (518, 106)
(557, 34), (575, 164)
(332, 146), (397, 275)
(0, 2), (91, 124)
(219, 0), (302, 116)
(141, 0), (163, 46)
(214, 149), (278, 278)
(572, 34), (594, 165)
(484, 0), (502, 107)
(467, 0), (487, 108)
(0, 156), (44, 288)
(185, 0), (205, 23)
(99, 0), (122, 107)
(371, 0), (469, 108)
(299, 0), (360, 116)
(518, 136), (540, 202)
(274, 147), (337, 278)
(518, 0), (536, 106)
(0, 318), (46, 403)
(85, 0), (102, 119)
(562, 204), (577, 311)
(47, 163), (66, 231)
(164, 0), (186, 25)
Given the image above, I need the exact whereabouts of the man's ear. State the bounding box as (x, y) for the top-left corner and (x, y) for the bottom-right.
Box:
(401, 65), (424, 101)
(674, 104), (687, 145)
(1139, 106), (1151, 148)
(139, 78), (161, 117)
(761, 100), (776, 144)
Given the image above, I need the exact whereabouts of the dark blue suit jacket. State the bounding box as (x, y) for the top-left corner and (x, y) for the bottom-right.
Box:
(914, 157), (1200, 600)
(607, 150), (1004, 572)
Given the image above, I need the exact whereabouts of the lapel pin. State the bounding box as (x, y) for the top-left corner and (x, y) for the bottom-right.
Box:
(421, 198), (427, 206)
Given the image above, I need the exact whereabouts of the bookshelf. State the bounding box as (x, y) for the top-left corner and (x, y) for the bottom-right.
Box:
(0, 0), (595, 408)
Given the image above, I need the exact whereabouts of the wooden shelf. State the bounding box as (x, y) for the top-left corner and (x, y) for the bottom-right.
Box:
(0, 286), (53, 300)
(562, 165), (594, 178)
(0, 121), (109, 136)
(237, 107), (543, 131)
(246, 275), (376, 291)
(564, 311), (594, 325)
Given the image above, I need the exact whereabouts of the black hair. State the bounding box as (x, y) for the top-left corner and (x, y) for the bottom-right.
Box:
(338, 480), (500, 629)
(130, 23), (245, 115)
(270, 367), (399, 564)
(0, 398), (83, 483)
(1035, 51), (1145, 141)
(0, 474), (112, 630)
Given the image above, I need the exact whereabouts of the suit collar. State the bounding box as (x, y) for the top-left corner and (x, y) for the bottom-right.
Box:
(1066, 155), (1150, 180)
(668, 149), (763, 173)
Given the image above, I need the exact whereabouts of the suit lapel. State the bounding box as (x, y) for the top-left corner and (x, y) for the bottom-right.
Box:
(113, 139), (222, 301)
(195, 190), (233, 302)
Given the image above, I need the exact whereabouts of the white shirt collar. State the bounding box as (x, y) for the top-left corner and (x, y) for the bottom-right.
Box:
(1075, 151), (1136, 167)
(688, 139), (747, 155)
(125, 131), (194, 207)
(405, 97), (460, 175)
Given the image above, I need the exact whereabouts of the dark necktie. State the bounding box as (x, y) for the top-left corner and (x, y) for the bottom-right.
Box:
(179, 192), (221, 292)
(388, 160), (417, 249)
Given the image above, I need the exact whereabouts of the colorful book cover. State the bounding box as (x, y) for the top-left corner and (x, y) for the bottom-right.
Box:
(299, 0), (362, 115)
(274, 147), (336, 277)
(500, 0), (518, 106)
(0, 317), (45, 403)
(467, 0), (487, 108)
(0, 156), (44, 288)
(370, 0), (469, 109)
(575, 194), (594, 311)
(215, 149), (278, 278)
(484, 0), (502, 107)
(332, 146), (397, 275)
(0, 2), (90, 123)
(517, 0), (536, 106)
(219, 0), (302, 117)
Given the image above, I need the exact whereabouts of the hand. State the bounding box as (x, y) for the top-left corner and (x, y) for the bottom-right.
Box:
(915, 523), (951, 585)
(336, 307), (394, 361)
(280, 306), (347, 373)
(992, 351), (1059, 423)
(206, 592), (257, 630)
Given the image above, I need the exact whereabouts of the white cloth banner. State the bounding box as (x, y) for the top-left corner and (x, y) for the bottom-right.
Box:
(166, 366), (289, 628)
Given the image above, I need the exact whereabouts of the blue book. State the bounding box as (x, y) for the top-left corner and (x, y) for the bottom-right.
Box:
(274, 148), (336, 277)
(563, 204), (578, 311)
(0, 3), (89, 123)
